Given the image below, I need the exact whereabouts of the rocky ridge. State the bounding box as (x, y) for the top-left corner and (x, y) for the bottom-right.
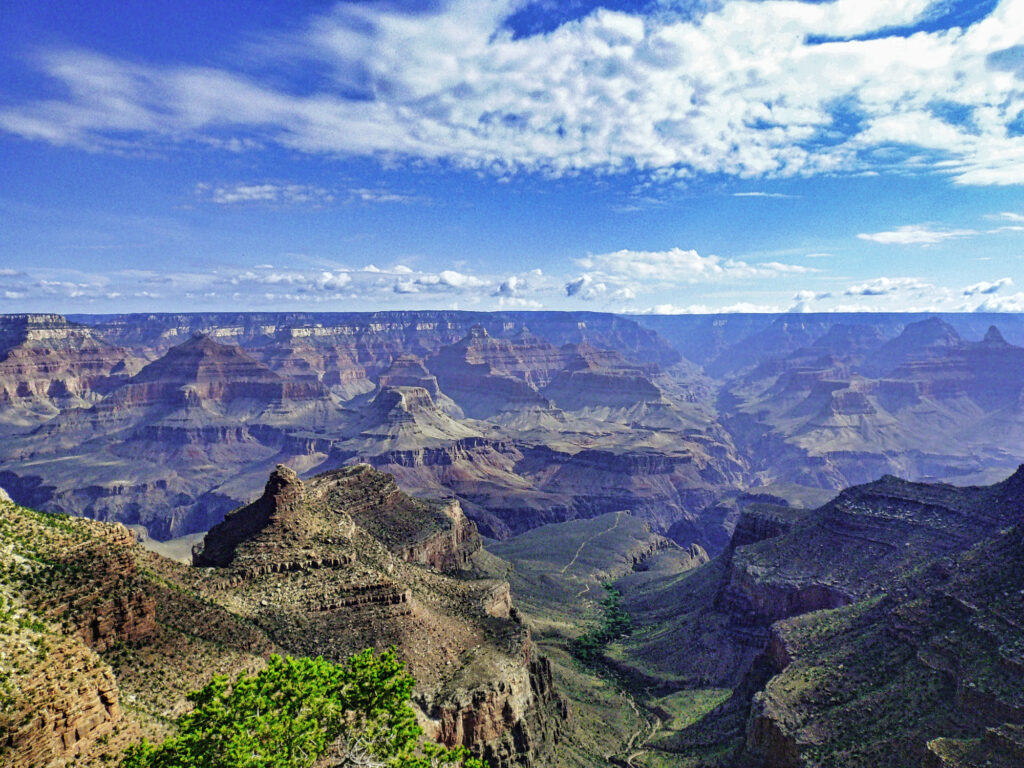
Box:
(192, 463), (567, 767)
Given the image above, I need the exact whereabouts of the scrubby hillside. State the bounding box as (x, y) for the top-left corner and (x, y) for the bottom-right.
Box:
(0, 465), (570, 768)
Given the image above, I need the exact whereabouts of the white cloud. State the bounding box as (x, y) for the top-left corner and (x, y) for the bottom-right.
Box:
(971, 292), (1024, 312)
(317, 271), (352, 290)
(857, 225), (980, 245)
(493, 275), (523, 297)
(564, 274), (607, 300)
(963, 277), (1013, 296)
(349, 188), (421, 204)
(844, 277), (933, 296)
(631, 301), (785, 314)
(732, 192), (799, 199)
(195, 182), (335, 206)
(789, 289), (833, 311)
(582, 247), (814, 285)
(2, 1), (1023, 183)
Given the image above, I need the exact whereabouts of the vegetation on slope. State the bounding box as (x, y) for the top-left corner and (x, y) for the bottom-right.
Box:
(121, 649), (483, 768)
(571, 583), (632, 665)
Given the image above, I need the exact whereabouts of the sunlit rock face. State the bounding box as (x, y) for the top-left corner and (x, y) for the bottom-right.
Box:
(0, 314), (143, 427)
(192, 463), (567, 767)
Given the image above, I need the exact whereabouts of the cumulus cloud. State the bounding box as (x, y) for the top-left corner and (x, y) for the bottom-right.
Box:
(857, 225), (979, 245)
(493, 275), (525, 297)
(963, 277), (1013, 295)
(564, 274), (607, 300)
(3, 0), (1024, 183)
(971, 292), (1024, 312)
(789, 289), (833, 311)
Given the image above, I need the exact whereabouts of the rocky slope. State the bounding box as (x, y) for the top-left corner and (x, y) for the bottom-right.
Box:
(192, 464), (568, 767)
(1, 465), (570, 767)
(606, 466), (1024, 767)
(743, 519), (1024, 767)
(0, 491), (275, 767)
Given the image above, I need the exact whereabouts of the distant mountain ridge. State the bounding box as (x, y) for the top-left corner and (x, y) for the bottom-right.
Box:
(0, 312), (737, 546)
(5, 310), (1024, 555)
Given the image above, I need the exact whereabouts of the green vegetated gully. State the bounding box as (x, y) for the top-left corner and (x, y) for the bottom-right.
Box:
(566, 581), (734, 768)
(571, 583), (632, 665)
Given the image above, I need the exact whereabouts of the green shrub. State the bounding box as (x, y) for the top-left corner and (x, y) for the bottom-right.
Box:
(120, 649), (484, 768)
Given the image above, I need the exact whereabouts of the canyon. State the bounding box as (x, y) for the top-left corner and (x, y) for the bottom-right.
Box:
(8, 310), (1024, 555)
(5, 309), (1024, 767)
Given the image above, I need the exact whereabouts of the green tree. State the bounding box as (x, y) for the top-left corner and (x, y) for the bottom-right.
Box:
(570, 583), (632, 665)
(120, 649), (484, 768)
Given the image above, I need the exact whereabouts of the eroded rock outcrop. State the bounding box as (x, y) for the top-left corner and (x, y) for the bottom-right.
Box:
(0, 631), (135, 768)
(193, 464), (566, 767)
(0, 314), (142, 427)
(0, 496), (275, 767)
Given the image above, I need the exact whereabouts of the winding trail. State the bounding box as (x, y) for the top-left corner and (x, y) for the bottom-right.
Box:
(561, 511), (624, 575)
(621, 693), (664, 767)
(557, 510), (662, 765)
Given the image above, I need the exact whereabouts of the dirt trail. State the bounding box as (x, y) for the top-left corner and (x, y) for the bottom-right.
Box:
(562, 510), (624, 575)
(609, 693), (661, 768)
(559, 510), (661, 765)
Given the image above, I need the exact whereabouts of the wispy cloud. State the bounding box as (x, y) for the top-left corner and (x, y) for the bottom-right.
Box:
(857, 225), (979, 245)
(348, 188), (420, 204)
(1, 0), (1023, 183)
(629, 302), (787, 315)
(732, 192), (799, 199)
(195, 182), (335, 206)
(845, 277), (933, 296)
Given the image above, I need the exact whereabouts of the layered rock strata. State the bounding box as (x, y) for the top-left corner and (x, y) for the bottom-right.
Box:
(193, 464), (567, 767)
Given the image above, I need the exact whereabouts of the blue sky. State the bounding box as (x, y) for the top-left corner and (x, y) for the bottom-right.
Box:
(2, 0), (1024, 314)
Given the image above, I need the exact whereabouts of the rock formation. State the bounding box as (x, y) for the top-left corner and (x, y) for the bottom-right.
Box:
(613, 465), (1024, 767)
(0, 311), (747, 548)
(0, 314), (142, 427)
(1, 467), (569, 767)
(427, 325), (556, 419)
(193, 464), (567, 766)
